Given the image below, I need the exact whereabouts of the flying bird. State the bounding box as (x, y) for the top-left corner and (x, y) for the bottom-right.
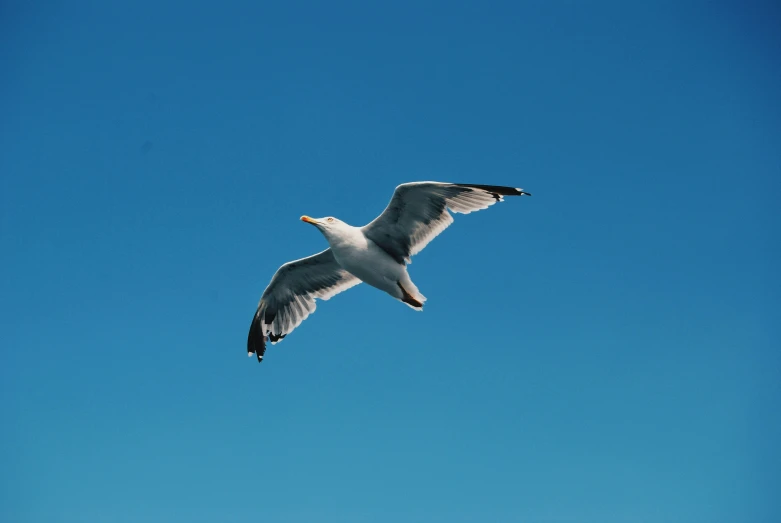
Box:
(247, 182), (531, 362)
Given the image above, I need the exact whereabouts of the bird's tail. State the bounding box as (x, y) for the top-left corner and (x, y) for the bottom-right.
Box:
(397, 280), (426, 310)
(406, 280), (427, 305)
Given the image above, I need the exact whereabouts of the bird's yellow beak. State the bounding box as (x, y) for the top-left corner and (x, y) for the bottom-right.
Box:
(301, 215), (317, 224)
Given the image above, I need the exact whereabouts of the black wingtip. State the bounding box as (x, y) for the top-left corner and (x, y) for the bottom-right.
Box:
(247, 312), (267, 364)
(456, 183), (531, 198)
(269, 333), (286, 343)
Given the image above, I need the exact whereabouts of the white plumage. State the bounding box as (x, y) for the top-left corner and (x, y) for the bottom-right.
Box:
(247, 181), (531, 362)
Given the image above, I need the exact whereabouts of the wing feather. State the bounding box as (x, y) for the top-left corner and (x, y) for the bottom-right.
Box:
(247, 249), (360, 362)
(362, 182), (530, 264)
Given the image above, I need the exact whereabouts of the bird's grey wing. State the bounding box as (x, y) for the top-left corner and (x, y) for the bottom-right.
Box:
(247, 249), (360, 362)
(362, 182), (530, 264)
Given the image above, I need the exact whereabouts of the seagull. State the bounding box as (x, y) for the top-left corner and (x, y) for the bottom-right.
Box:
(247, 182), (531, 362)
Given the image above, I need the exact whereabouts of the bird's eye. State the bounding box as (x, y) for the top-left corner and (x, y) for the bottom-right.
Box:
(327, 218), (334, 223)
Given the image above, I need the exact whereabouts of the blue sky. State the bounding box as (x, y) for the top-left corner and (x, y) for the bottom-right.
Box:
(1, 1), (779, 522)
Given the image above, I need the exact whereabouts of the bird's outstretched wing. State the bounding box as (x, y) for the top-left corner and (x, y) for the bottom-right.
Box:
(247, 249), (360, 362)
(362, 182), (530, 265)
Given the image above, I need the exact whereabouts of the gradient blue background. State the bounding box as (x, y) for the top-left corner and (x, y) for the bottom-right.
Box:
(2, 2), (779, 522)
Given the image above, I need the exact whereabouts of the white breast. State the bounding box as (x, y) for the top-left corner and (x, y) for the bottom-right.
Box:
(329, 229), (405, 294)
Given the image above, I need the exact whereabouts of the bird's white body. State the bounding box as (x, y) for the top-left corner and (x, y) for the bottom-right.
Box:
(323, 223), (422, 305)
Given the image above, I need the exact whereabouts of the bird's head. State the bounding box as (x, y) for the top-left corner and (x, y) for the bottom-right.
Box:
(300, 215), (349, 241)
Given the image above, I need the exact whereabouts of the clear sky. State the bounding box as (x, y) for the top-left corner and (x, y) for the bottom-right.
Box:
(1, 1), (779, 522)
